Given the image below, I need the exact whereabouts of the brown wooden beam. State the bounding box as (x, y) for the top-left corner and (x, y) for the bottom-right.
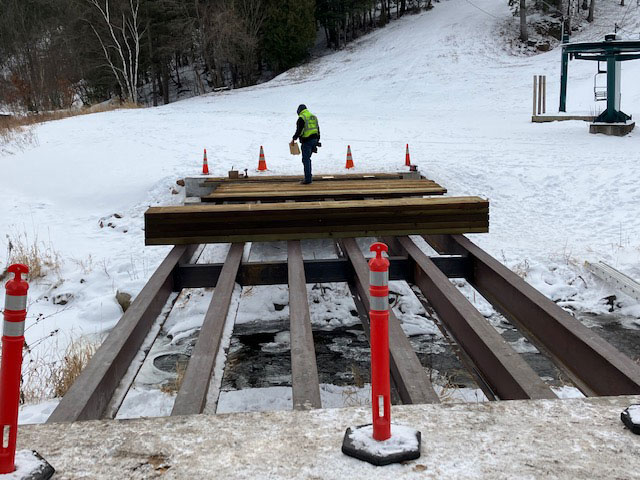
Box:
(171, 243), (244, 416)
(203, 187), (446, 203)
(287, 241), (322, 410)
(339, 238), (440, 405)
(145, 197), (489, 245)
(213, 179), (438, 191)
(203, 173), (414, 183)
(426, 234), (640, 396)
(396, 236), (556, 400)
(47, 245), (200, 423)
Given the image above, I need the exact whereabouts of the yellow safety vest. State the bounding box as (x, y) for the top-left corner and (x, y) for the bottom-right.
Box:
(299, 109), (319, 138)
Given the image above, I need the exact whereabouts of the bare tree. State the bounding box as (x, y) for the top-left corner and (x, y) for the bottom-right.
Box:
(0, 0), (83, 112)
(88, 0), (145, 103)
(588, 0), (595, 22)
(520, 0), (528, 41)
(199, 0), (265, 88)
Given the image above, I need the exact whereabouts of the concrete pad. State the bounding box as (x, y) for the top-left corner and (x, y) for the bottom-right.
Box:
(532, 114), (596, 123)
(16, 396), (640, 479)
(589, 121), (635, 136)
(184, 177), (215, 198)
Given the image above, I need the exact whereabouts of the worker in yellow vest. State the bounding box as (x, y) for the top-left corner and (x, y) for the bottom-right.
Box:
(291, 104), (320, 184)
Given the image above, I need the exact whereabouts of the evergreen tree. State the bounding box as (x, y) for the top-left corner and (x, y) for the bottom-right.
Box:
(262, 0), (316, 71)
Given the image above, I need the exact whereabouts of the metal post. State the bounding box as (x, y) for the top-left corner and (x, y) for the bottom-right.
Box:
(560, 49), (569, 112)
(537, 75), (543, 115)
(543, 75), (547, 114)
(533, 75), (538, 116)
(606, 55), (617, 122)
(614, 60), (621, 111)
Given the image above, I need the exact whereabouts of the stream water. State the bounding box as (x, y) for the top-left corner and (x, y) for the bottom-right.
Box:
(216, 299), (640, 404)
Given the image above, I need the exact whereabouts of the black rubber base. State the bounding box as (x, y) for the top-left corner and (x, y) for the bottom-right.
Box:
(621, 406), (640, 435)
(14, 450), (55, 480)
(342, 424), (421, 466)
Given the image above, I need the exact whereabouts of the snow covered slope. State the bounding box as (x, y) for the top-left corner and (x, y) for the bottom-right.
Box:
(2, 0), (640, 409)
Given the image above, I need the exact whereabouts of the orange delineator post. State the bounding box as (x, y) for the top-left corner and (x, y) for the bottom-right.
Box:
(345, 145), (354, 169)
(202, 148), (210, 175)
(0, 264), (29, 474)
(368, 242), (391, 441)
(258, 146), (267, 171)
(405, 144), (411, 167)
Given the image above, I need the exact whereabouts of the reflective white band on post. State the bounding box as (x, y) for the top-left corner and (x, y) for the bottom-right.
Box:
(369, 271), (389, 287)
(3, 320), (25, 337)
(4, 295), (27, 311)
(370, 295), (389, 311)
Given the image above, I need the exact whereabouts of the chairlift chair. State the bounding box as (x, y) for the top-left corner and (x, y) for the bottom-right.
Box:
(594, 61), (607, 102)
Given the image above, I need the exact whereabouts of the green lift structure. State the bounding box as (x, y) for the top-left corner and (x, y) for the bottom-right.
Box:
(560, 34), (640, 123)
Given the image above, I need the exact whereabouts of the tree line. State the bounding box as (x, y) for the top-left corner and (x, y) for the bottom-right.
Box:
(0, 0), (433, 112)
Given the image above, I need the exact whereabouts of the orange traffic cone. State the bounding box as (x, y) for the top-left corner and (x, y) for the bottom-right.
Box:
(345, 145), (354, 169)
(258, 146), (267, 171)
(405, 144), (411, 166)
(202, 148), (210, 175)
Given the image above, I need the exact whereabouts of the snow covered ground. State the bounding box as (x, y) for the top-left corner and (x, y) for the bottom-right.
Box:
(3, 0), (640, 422)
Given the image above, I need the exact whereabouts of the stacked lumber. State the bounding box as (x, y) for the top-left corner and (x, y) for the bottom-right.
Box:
(202, 172), (410, 184)
(203, 179), (446, 202)
(145, 196), (489, 245)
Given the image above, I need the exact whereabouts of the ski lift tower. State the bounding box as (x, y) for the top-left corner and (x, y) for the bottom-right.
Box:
(559, 33), (640, 135)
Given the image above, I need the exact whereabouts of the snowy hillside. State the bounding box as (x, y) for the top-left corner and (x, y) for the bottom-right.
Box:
(2, 0), (640, 419)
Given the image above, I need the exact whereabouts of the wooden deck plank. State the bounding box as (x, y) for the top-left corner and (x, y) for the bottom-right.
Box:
(151, 196), (487, 214)
(210, 184), (443, 193)
(212, 180), (441, 192)
(206, 185), (444, 194)
(202, 173), (413, 183)
(213, 181), (440, 190)
(340, 238), (440, 405)
(203, 187), (447, 203)
(171, 243), (244, 416)
(147, 227), (489, 245)
(151, 211), (489, 227)
(287, 241), (322, 410)
(145, 197), (489, 245)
